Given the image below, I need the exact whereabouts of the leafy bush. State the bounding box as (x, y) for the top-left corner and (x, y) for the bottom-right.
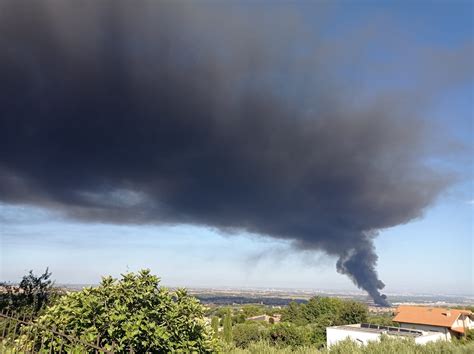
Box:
(326, 336), (474, 354)
(19, 269), (218, 353)
(225, 337), (474, 353)
(268, 322), (309, 347)
(233, 322), (268, 348)
(226, 340), (319, 353)
(466, 328), (474, 342)
(305, 322), (330, 348)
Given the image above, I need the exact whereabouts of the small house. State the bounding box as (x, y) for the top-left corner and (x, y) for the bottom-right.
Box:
(393, 305), (474, 340)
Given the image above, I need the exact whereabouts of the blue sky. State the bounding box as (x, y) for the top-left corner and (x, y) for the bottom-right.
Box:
(0, 1), (473, 296)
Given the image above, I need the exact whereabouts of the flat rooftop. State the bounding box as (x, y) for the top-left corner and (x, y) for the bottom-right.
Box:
(329, 323), (426, 338)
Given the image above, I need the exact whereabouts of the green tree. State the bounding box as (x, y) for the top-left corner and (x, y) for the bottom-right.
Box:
(306, 313), (337, 348)
(268, 322), (309, 347)
(304, 297), (343, 324)
(367, 313), (398, 327)
(282, 297), (368, 328)
(0, 268), (58, 315)
(215, 306), (232, 319)
(281, 301), (306, 325)
(20, 269), (219, 353)
(232, 322), (267, 348)
(233, 312), (247, 324)
(223, 308), (233, 343)
(241, 304), (266, 318)
(338, 300), (368, 325)
(211, 316), (220, 338)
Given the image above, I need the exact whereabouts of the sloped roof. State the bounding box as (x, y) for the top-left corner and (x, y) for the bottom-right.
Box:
(451, 327), (466, 334)
(393, 306), (472, 328)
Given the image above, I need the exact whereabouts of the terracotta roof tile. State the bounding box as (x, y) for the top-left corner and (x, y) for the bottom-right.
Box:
(393, 306), (472, 328)
(451, 327), (466, 334)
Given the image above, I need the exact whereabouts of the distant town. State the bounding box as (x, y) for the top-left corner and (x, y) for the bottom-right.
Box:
(60, 284), (474, 309)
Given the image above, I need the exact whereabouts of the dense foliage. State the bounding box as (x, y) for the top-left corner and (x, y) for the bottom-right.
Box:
(282, 297), (368, 327)
(206, 304), (280, 325)
(223, 308), (234, 343)
(211, 316), (220, 338)
(2, 270), (472, 353)
(232, 322), (268, 347)
(231, 321), (338, 349)
(229, 297), (369, 349)
(19, 270), (218, 353)
(226, 337), (474, 353)
(227, 297), (473, 352)
(0, 268), (58, 316)
(465, 329), (474, 342)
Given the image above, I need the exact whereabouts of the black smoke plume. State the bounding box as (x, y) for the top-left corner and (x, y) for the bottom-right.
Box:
(1, 1), (467, 305)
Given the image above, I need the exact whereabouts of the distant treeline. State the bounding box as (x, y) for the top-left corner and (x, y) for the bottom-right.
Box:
(196, 295), (308, 306)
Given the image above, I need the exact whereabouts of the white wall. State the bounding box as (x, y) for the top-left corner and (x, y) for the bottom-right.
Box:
(326, 327), (380, 348)
(467, 316), (474, 329)
(327, 326), (447, 348)
(456, 314), (474, 329)
(399, 323), (451, 340)
(414, 332), (446, 344)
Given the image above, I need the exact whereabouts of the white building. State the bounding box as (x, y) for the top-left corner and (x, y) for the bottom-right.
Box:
(393, 306), (474, 340)
(326, 323), (446, 348)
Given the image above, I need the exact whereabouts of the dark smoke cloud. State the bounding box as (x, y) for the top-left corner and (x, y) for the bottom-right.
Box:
(0, 1), (469, 305)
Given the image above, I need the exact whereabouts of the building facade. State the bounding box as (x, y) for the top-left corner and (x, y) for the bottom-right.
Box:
(393, 306), (474, 340)
(326, 323), (445, 348)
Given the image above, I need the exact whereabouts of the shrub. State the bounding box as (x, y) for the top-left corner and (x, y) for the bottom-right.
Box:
(225, 336), (474, 353)
(223, 308), (234, 343)
(268, 322), (309, 347)
(211, 316), (220, 338)
(325, 336), (474, 354)
(233, 322), (268, 348)
(305, 321), (331, 348)
(466, 328), (474, 342)
(226, 340), (319, 353)
(19, 269), (219, 353)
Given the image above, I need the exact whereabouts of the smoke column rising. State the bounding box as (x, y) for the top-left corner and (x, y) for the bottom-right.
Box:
(0, 1), (467, 305)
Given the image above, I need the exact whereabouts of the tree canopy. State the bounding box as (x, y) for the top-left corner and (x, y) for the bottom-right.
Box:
(0, 268), (56, 315)
(281, 297), (368, 327)
(21, 269), (219, 353)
